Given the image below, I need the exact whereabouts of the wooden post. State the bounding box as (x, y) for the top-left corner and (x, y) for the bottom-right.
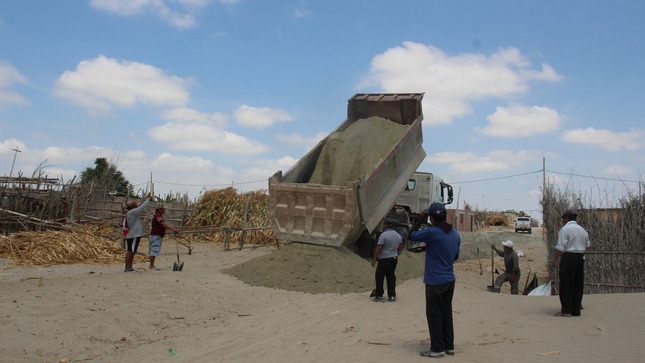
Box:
(223, 229), (230, 250)
(239, 197), (250, 250)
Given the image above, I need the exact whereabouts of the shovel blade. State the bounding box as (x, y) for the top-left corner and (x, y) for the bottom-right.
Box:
(173, 261), (184, 271)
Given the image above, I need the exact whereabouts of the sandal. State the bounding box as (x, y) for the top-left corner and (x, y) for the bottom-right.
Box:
(420, 350), (445, 358)
(553, 312), (572, 317)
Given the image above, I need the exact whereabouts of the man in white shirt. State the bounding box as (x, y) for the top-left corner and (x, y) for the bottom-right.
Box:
(551, 209), (591, 317)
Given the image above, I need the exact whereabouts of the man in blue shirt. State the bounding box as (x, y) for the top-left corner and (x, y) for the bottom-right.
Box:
(410, 202), (461, 358)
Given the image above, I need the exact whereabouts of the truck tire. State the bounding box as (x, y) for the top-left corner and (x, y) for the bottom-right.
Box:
(528, 229), (532, 234)
(515, 229), (519, 233)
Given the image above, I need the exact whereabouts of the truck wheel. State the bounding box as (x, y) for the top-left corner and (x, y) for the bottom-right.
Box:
(528, 229), (532, 234)
(515, 229), (519, 233)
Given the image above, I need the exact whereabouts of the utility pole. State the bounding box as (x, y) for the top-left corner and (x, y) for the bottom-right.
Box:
(542, 157), (546, 240)
(9, 147), (22, 187)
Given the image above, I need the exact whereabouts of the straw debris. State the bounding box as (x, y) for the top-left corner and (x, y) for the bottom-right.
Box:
(0, 224), (136, 266)
(186, 187), (277, 246)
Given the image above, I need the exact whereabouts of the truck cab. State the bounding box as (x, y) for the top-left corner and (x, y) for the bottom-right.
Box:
(386, 172), (453, 252)
(396, 172), (453, 216)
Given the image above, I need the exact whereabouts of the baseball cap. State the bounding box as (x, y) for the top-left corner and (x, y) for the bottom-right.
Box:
(561, 209), (577, 218)
(502, 240), (514, 248)
(423, 202), (446, 216)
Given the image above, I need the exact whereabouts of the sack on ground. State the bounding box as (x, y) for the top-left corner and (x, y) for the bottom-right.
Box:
(528, 281), (552, 296)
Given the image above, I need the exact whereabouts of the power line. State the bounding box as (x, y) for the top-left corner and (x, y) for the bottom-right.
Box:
(450, 170), (542, 184)
(129, 168), (641, 190)
(545, 169), (642, 184)
(145, 179), (267, 188)
(450, 169), (642, 185)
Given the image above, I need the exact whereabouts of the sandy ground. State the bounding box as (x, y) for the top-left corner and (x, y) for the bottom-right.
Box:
(1, 227), (643, 363)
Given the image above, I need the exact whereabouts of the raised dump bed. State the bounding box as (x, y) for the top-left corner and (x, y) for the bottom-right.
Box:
(268, 93), (426, 248)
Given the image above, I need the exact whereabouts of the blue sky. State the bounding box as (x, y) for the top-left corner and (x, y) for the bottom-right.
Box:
(1, 0), (644, 222)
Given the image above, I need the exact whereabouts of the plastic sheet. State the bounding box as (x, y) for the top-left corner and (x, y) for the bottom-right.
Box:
(528, 281), (552, 296)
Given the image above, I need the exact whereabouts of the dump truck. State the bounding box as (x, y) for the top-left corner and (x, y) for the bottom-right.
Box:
(269, 93), (426, 249)
(268, 93), (427, 253)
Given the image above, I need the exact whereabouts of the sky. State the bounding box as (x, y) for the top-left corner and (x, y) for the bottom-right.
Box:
(1, 0), (644, 223)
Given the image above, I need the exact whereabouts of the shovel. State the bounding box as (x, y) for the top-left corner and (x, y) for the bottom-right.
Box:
(477, 247), (483, 275)
(173, 233), (184, 271)
(487, 246), (495, 291)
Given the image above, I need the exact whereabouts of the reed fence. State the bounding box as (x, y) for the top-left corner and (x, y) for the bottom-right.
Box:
(542, 183), (645, 294)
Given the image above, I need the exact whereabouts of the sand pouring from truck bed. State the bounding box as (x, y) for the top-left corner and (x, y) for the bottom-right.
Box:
(308, 116), (409, 185)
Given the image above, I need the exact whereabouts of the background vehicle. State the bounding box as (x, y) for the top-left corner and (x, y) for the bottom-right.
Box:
(515, 217), (532, 234)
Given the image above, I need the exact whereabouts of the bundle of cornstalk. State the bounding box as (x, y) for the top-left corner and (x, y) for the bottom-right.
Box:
(186, 187), (278, 246)
(0, 224), (137, 266)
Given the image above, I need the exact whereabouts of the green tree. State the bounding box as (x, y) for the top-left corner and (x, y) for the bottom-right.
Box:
(80, 158), (131, 196)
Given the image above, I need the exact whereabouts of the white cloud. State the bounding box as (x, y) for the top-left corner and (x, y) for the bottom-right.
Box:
(160, 107), (228, 127)
(89, 0), (238, 29)
(477, 105), (563, 137)
(276, 132), (327, 150)
(149, 122), (270, 154)
(234, 104), (294, 128)
(0, 61), (28, 108)
(0, 139), (141, 179)
(429, 149), (540, 174)
(0, 139), (28, 158)
(602, 164), (631, 175)
(241, 156), (300, 183)
(292, 1), (313, 18)
(545, 173), (574, 189)
(53, 55), (191, 114)
(1, 140), (115, 166)
(89, 0), (156, 15)
(562, 128), (645, 151)
(89, 0), (236, 29)
(151, 152), (214, 171)
(358, 42), (563, 125)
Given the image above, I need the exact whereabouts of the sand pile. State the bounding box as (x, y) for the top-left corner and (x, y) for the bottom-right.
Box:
(222, 229), (548, 295)
(308, 116), (409, 185)
(223, 243), (425, 294)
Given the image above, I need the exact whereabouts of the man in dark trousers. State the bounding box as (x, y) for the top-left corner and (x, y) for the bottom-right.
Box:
(371, 218), (404, 302)
(551, 209), (590, 317)
(491, 240), (521, 294)
(409, 203), (461, 358)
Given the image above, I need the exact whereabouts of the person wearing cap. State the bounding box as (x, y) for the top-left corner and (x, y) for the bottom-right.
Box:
(490, 240), (521, 294)
(123, 192), (153, 272)
(148, 204), (179, 270)
(551, 209), (590, 317)
(409, 202), (461, 358)
(370, 218), (405, 302)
